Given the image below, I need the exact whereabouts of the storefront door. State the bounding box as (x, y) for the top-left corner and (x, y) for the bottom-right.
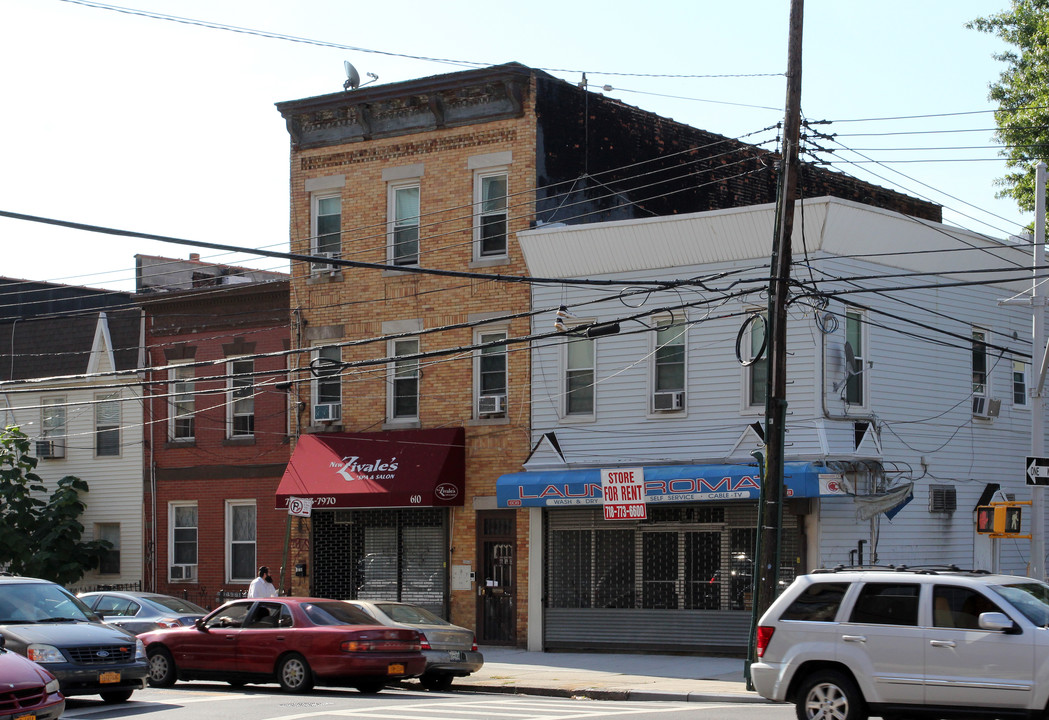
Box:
(476, 510), (516, 645)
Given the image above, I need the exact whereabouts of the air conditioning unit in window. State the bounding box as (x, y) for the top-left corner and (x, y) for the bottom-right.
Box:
(311, 251), (340, 276)
(972, 396), (1001, 418)
(477, 395), (506, 415)
(313, 402), (342, 423)
(36, 439), (65, 459)
(653, 391), (685, 412)
(169, 564), (197, 581)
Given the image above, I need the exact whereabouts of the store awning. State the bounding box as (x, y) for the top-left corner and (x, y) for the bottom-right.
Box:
(496, 461), (839, 508)
(276, 428), (465, 510)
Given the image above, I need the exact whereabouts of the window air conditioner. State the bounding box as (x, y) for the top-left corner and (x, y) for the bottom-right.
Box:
(36, 439), (66, 459)
(311, 251), (340, 275)
(169, 564), (197, 581)
(972, 396), (1001, 418)
(653, 391), (685, 412)
(477, 395), (506, 415)
(313, 402), (342, 423)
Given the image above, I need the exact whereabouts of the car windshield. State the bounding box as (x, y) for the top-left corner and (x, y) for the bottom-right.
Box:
(303, 602), (377, 626)
(149, 596), (207, 614)
(0, 582), (94, 624)
(376, 603), (451, 626)
(990, 582), (1049, 627)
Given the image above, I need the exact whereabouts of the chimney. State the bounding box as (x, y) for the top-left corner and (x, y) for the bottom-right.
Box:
(189, 253), (201, 261)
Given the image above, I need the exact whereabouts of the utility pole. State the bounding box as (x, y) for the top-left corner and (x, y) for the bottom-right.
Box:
(1032, 161), (1047, 581)
(755, 0), (804, 621)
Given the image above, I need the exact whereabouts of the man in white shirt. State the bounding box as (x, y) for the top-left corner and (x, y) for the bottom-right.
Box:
(248, 566), (277, 598)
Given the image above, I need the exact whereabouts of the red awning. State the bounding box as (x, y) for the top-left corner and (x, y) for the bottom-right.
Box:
(275, 428), (465, 510)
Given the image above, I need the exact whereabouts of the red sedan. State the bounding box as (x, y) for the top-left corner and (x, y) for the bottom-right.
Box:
(139, 597), (424, 694)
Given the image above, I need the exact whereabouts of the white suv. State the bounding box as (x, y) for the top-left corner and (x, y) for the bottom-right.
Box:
(750, 567), (1049, 720)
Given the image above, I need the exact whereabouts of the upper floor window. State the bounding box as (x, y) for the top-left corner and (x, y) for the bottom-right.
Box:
(475, 171), (508, 258)
(747, 312), (767, 408)
(389, 183), (420, 266)
(95, 395), (120, 456)
(313, 194), (342, 257)
(653, 318), (686, 412)
(389, 338), (420, 420)
(169, 364), (195, 440)
(228, 358), (255, 438)
(844, 310), (866, 406)
(476, 329), (508, 417)
(1014, 360), (1029, 407)
(312, 345), (342, 424)
(972, 328), (988, 400)
(565, 334), (595, 417)
(39, 397), (66, 459)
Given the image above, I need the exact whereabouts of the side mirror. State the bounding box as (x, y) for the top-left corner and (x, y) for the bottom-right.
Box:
(194, 618), (208, 632)
(979, 612), (1019, 633)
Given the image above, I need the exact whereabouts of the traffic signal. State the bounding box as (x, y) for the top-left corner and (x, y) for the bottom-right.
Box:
(976, 505), (1022, 535)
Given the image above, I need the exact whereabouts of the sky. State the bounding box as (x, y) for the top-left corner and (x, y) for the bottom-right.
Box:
(0, 0), (1035, 292)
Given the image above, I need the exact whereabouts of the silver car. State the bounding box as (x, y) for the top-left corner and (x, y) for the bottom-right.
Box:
(346, 600), (483, 691)
(78, 592), (208, 635)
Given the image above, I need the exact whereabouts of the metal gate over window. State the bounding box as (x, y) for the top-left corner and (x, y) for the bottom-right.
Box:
(312, 508), (447, 617)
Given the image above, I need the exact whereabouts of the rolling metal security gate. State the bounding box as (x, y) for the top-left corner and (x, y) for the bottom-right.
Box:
(544, 504), (802, 653)
(312, 508), (448, 617)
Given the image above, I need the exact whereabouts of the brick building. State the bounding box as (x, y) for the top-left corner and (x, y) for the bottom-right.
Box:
(136, 255), (290, 606)
(274, 62), (940, 646)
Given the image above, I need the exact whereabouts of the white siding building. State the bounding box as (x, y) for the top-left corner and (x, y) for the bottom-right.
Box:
(498, 197), (1044, 652)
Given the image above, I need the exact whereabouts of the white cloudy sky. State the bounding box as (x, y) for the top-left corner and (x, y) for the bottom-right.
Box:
(0, 0), (1032, 291)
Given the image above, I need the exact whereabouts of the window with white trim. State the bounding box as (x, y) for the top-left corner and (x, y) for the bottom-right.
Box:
(40, 397), (66, 458)
(312, 345), (342, 423)
(95, 394), (120, 456)
(227, 501), (256, 583)
(844, 310), (866, 406)
(388, 183), (420, 266)
(747, 312), (767, 408)
(227, 358), (255, 438)
(1014, 360), (1029, 407)
(475, 171), (508, 258)
(652, 317), (686, 412)
(389, 338), (420, 420)
(169, 503), (198, 582)
(312, 193), (342, 271)
(96, 523), (120, 575)
(169, 364), (195, 440)
(565, 334), (595, 416)
(475, 329), (508, 417)
(972, 328), (989, 400)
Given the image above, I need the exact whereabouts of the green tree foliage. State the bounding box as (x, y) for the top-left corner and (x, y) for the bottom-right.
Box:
(969, 1), (1049, 213)
(0, 426), (110, 585)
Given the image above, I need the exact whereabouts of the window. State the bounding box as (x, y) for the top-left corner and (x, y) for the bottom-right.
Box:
(475, 171), (508, 258)
(653, 318), (685, 412)
(972, 329), (988, 398)
(748, 313), (767, 408)
(476, 330), (507, 417)
(96, 523), (120, 575)
(1014, 360), (1029, 407)
(170, 503), (197, 581)
(933, 585), (1003, 630)
(565, 335), (595, 416)
(389, 338), (420, 420)
(845, 310), (865, 405)
(780, 582), (849, 622)
(228, 358), (254, 438)
(228, 501), (256, 582)
(42, 397), (66, 441)
(389, 183), (420, 266)
(169, 364), (195, 440)
(95, 395), (120, 456)
(849, 583), (920, 626)
(312, 345), (342, 422)
(313, 194), (342, 257)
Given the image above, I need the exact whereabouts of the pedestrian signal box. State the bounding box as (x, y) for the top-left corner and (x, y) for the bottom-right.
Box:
(976, 505), (1023, 535)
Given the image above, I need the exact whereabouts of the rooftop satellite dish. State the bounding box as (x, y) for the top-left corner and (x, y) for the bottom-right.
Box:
(344, 61), (361, 91)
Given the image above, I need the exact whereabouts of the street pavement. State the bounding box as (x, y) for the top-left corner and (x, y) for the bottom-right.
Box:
(399, 646), (775, 704)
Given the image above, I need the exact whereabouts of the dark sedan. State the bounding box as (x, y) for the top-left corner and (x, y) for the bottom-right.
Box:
(0, 635), (65, 720)
(78, 591), (207, 634)
(139, 597), (425, 693)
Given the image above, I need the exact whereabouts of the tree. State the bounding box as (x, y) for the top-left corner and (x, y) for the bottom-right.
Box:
(0, 426), (110, 585)
(969, 1), (1049, 213)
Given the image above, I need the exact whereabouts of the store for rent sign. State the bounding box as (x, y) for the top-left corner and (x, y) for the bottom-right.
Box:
(601, 467), (647, 520)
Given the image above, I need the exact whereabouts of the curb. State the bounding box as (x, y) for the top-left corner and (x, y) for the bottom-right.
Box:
(399, 680), (775, 704)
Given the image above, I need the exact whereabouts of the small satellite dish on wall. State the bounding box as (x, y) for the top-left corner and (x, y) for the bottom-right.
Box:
(344, 61), (361, 91)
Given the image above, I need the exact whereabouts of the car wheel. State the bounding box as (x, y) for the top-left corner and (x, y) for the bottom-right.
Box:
(100, 689), (134, 703)
(277, 653), (314, 693)
(420, 672), (454, 691)
(147, 646), (177, 688)
(795, 669), (867, 720)
(355, 678), (386, 694)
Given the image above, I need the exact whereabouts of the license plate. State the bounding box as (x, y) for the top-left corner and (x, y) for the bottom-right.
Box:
(14, 714), (36, 720)
(387, 663), (405, 675)
(99, 671), (121, 684)
(448, 650), (465, 661)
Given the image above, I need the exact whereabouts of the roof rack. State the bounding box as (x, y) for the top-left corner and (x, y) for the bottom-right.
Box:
(811, 564), (990, 576)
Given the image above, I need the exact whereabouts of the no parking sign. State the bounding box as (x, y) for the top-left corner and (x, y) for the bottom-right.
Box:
(287, 496), (314, 517)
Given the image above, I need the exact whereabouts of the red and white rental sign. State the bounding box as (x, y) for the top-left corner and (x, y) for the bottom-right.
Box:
(601, 467), (647, 520)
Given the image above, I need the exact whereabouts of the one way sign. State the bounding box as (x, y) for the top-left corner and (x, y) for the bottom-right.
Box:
(1027, 456), (1049, 486)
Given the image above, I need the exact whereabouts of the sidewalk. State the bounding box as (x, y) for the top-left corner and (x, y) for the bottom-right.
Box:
(401, 646), (773, 704)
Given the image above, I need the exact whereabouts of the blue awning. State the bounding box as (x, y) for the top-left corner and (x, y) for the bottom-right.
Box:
(496, 462), (833, 508)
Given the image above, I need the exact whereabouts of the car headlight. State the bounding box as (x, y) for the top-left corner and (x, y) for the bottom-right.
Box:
(135, 639), (146, 660)
(44, 678), (60, 694)
(27, 644), (65, 664)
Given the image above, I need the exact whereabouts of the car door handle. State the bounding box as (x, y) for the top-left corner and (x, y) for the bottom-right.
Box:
(930, 640), (956, 648)
(842, 635), (867, 643)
